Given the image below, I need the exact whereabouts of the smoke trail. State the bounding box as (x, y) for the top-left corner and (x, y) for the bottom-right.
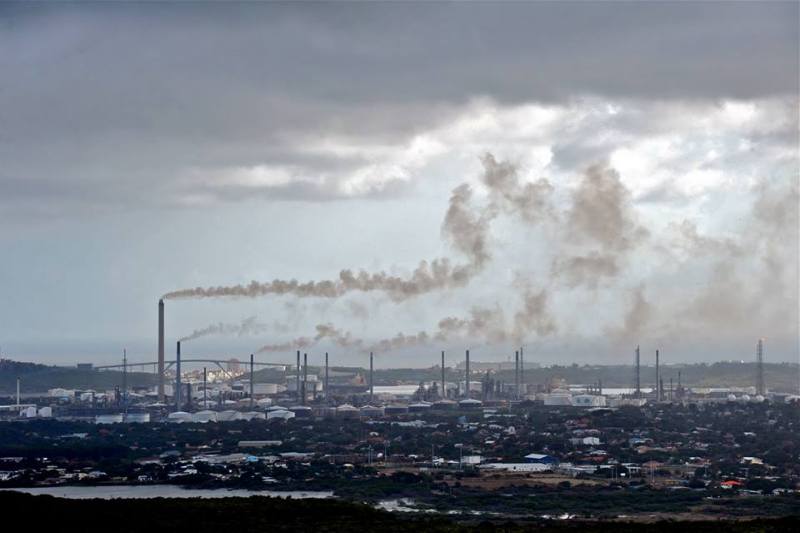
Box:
(552, 163), (647, 287)
(163, 160), (503, 302)
(256, 284), (557, 354)
(178, 316), (271, 342)
(480, 153), (555, 223)
(256, 323), (364, 353)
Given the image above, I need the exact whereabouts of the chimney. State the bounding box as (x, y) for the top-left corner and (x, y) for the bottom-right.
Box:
(158, 299), (165, 402)
(515, 350), (520, 400)
(635, 345), (641, 398)
(175, 341), (182, 411)
(369, 352), (374, 403)
(16, 377), (20, 407)
(203, 367), (208, 409)
(296, 350), (301, 403)
(465, 349), (470, 399)
(302, 353), (308, 405)
(325, 352), (329, 403)
(655, 349), (660, 402)
(250, 353), (255, 409)
(122, 348), (127, 409)
(520, 346), (524, 397)
(441, 351), (446, 399)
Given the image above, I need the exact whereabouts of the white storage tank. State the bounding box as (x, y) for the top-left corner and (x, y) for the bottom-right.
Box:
(95, 413), (124, 424)
(37, 407), (53, 418)
(256, 398), (273, 408)
(458, 399), (483, 409)
(192, 410), (218, 423)
(408, 401), (432, 413)
(267, 409), (295, 421)
(360, 405), (384, 418)
(167, 411), (192, 423)
(335, 404), (359, 419)
(240, 411), (266, 421)
(125, 412), (150, 423)
(217, 410), (242, 422)
(289, 405), (312, 418)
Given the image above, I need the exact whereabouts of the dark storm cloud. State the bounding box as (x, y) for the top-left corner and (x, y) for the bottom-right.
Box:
(0, 1), (797, 215)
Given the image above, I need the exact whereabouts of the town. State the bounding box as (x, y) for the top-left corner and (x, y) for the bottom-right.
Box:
(1, 354), (799, 521)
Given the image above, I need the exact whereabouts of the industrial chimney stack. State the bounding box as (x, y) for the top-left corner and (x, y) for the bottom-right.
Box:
(175, 341), (182, 411)
(302, 353), (308, 405)
(655, 349), (660, 402)
(325, 352), (329, 403)
(369, 352), (374, 403)
(465, 349), (470, 399)
(158, 299), (165, 403)
(635, 345), (641, 398)
(296, 350), (301, 403)
(250, 353), (255, 409)
(441, 351), (446, 399)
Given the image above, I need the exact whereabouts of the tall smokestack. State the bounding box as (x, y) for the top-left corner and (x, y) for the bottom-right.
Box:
(325, 352), (329, 403)
(465, 349), (470, 399)
(175, 341), (181, 411)
(296, 350), (301, 403)
(158, 299), (165, 402)
(16, 377), (20, 407)
(302, 353), (308, 405)
(203, 367), (208, 409)
(635, 345), (641, 398)
(441, 351), (446, 399)
(515, 350), (519, 400)
(520, 346), (524, 398)
(250, 353), (255, 409)
(655, 349), (660, 402)
(122, 348), (127, 409)
(369, 352), (374, 403)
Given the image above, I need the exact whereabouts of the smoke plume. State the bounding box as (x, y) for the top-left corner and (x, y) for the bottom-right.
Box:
(178, 316), (270, 342)
(480, 153), (555, 223)
(552, 163), (647, 287)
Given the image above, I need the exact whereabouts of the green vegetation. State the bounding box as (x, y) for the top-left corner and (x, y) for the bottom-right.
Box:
(1, 491), (799, 532)
(0, 359), (155, 394)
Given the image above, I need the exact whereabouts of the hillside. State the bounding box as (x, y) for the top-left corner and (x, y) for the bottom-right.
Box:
(0, 359), (156, 394)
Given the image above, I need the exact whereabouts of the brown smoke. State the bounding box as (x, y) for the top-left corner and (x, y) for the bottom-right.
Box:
(513, 288), (557, 339)
(178, 316), (270, 342)
(256, 322), (364, 353)
(480, 153), (555, 223)
(441, 183), (493, 269)
(553, 163), (647, 287)
(551, 252), (619, 289)
(164, 157), (508, 302)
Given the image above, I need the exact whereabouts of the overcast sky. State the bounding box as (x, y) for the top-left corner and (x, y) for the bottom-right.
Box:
(1, 2), (798, 368)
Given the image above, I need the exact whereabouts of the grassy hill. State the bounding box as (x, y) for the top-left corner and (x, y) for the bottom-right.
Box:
(0, 359), (156, 394)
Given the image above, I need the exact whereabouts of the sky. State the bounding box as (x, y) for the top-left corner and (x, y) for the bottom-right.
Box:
(0, 2), (798, 368)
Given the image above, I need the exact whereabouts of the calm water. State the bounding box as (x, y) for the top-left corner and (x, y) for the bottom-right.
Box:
(6, 485), (333, 500)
